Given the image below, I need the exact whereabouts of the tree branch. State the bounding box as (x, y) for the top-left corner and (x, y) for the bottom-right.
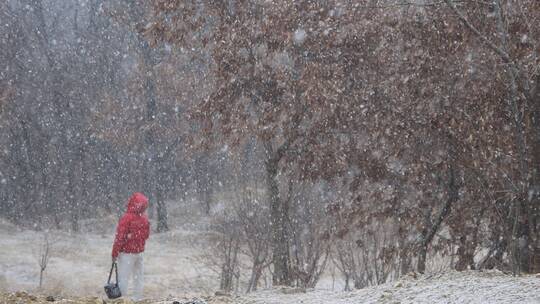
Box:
(421, 166), (458, 247)
(444, 0), (511, 63)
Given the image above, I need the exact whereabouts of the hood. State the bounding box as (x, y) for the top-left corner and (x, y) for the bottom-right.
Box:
(126, 192), (149, 214)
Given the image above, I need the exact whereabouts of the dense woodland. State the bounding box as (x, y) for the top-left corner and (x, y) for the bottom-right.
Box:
(1, 0), (539, 292)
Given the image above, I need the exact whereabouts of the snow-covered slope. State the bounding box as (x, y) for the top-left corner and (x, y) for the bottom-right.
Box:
(1, 270), (538, 304)
(235, 270), (539, 304)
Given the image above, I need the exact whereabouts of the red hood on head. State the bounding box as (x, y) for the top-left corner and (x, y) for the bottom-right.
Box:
(127, 192), (149, 214)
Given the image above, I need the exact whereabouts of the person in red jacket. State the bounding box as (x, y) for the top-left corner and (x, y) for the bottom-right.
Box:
(112, 192), (150, 301)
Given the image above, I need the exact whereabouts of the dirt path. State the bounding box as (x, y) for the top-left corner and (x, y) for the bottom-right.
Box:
(0, 291), (234, 304)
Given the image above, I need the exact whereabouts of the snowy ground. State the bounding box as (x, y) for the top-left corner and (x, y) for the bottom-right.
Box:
(235, 270), (540, 304)
(1, 201), (539, 304)
(1, 270), (538, 304)
(0, 202), (221, 298)
(0, 227), (219, 297)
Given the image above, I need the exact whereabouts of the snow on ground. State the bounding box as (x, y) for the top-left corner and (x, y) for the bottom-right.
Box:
(1, 270), (538, 304)
(1, 200), (539, 304)
(0, 226), (218, 298)
(0, 202), (220, 298)
(235, 270), (540, 304)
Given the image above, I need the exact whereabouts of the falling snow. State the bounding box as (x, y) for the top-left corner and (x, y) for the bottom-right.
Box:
(1, 0), (539, 303)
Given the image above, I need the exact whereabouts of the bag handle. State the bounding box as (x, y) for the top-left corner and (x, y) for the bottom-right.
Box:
(107, 262), (118, 284)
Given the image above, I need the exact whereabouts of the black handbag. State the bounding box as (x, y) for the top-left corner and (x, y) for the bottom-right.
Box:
(104, 262), (122, 299)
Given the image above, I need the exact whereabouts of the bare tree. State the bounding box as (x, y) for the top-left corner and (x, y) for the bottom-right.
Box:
(233, 188), (272, 293)
(37, 233), (53, 289)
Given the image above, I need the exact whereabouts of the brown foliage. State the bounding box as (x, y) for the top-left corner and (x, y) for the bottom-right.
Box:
(146, 0), (540, 276)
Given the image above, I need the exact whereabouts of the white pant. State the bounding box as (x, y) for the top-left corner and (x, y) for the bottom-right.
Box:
(117, 253), (144, 301)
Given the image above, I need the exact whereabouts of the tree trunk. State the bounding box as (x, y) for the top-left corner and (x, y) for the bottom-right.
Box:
(156, 191), (169, 232)
(397, 218), (411, 276)
(455, 235), (475, 271)
(140, 37), (169, 232)
(344, 274), (351, 292)
(265, 143), (291, 286)
(493, 0), (529, 275)
(70, 140), (86, 234)
(247, 261), (264, 293)
(39, 269), (44, 289)
(417, 244), (428, 274)
(526, 74), (540, 273)
(193, 154), (213, 214)
(417, 165), (458, 273)
(220, 237), (239, 292)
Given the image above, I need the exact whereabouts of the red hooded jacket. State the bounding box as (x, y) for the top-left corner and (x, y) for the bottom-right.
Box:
(112, 192), (150, 258)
